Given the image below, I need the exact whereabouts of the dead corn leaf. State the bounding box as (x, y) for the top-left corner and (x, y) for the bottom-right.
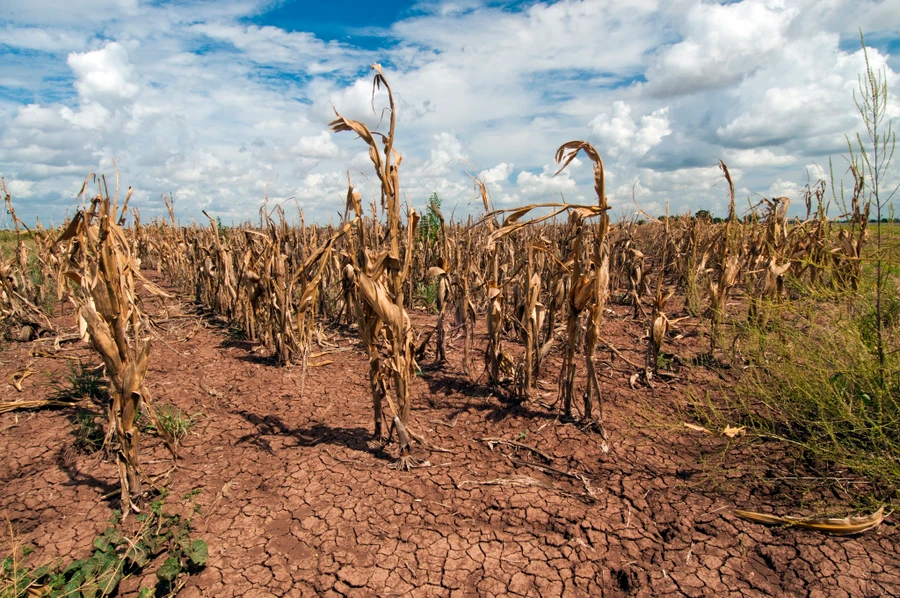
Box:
(722, 425), (746, 438)
(9, 368), (35, 391)
(683, 423), (713, 434)
(0, 399), (74, 413)
(734, 507), (887, 536)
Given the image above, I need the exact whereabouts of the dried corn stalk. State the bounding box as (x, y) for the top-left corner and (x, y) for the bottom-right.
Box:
(425, 198), (451, 363)
(58, 173), (176, 515)
(646, 208), (672, 384)
(0, 179), (55, 337)
(554, 141), (610, 439)
(331, 65), (421, 469)
(706, 161), (742, 355)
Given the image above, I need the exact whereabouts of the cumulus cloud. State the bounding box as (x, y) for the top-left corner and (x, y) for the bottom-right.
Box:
(590, 101), (671, 159)
(0, 0), (898, 225)
(291, 132), (340, 159)
(515, 163), (579, 200)
(480, 162), (513, 189)
(722, 148), (796, 169)
(715, 36), (900, 152)
(4, 179), (35, 198)
(643, 0), (794, 97)
(67, 42), (140, 107)
(59, 102), (111, 130)
(420, 132), (467, 177)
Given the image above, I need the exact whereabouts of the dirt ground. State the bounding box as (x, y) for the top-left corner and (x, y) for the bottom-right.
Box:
(2, 272), (898, 597)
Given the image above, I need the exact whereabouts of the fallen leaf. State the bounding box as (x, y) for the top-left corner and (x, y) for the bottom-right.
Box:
(9, 368), (34, 392)
(734, 507), (887, 535)
(722, 425), (746, 438)
(683, 423), (713, 434)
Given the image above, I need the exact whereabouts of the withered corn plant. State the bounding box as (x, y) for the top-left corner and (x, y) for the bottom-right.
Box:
(645, 209), (672, 385)
(0, 179), (56, 339)
(706, 161), (743, 356)
(832, 162), (869, 291)
(480, 202), (571, 393)
(331, 65), (422, 469)
(57, 174), (176, 515)
(554, 141), (610, 438)
(746, 196), (792, 326)
(673, 216), (711, 318)
(517, 245), (543, 399)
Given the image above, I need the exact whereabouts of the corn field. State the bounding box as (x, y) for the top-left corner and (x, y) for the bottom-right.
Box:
(0, 65), (886, 506)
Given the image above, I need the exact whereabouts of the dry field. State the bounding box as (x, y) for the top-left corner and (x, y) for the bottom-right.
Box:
(1, 66), (899, 597)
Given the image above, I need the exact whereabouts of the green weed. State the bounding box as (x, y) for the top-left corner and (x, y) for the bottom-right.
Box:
(694, 296), (900, 503)
(415, 281), (439, 313)
(51, 360), (105, 403)
(0, 501), (208, 598)
(141, 404), (199, 446)
(71, 409), (104, 454)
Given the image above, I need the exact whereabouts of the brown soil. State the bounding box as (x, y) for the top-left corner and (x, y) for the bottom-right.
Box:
(2, 273), (898, 597)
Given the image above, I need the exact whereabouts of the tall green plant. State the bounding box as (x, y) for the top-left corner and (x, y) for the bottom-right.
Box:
(849, 32), (899, 375)
(420, 193), (442, 244)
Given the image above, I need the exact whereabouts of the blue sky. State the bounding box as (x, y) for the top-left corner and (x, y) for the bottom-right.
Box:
(251, 0), (418, 46)
(0, 0), (899, 226)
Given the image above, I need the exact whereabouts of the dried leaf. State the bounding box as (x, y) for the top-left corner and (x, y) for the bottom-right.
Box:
(683, 423), (713, 434)
(722, 425), (746, 438)
(9, 368), (34, 392)
(734, 507), (886, 535)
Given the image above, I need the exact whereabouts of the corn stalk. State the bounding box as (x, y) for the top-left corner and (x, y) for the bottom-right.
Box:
(331, 65), (421, 469)
(57, 174), (177, 515)
(554, 141), (610, 438)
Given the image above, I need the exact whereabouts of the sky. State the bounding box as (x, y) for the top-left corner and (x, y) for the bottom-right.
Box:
(1, 0), (899, 226)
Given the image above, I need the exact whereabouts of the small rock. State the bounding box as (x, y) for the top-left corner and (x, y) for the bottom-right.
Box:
(17, 325), (34, 342)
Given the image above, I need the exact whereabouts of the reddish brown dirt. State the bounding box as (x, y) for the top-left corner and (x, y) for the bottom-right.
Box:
(2, 274), (899, 597)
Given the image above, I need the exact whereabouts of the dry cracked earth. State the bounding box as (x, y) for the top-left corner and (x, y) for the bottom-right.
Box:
(1, 272), (899, 597)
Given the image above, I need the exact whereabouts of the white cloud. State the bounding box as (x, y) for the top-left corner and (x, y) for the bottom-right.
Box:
(14, 104), (65, 130)
(4, 179), (35, 198)
(715, 36), (900, 151)
(420, 132), (467, 177)
(765, 178), (804, 200)
(190, 23), (366, 74)
(67, 42), (140, 107)
(514, 163), (579, 201)
(0, 26), (88, 52)
(0, 0), (898, 226)
(5, 0), (139, 26)
(643, 0), (794, 97)
(590, 101), (671, 159)
(60, 102), (112, 130)
(480, 162), (513, 188)
(723, 148), (796, 168)
(291, 132), (340, 159)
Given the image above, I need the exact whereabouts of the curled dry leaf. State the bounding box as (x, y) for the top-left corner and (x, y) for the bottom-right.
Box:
(651, 313), (670, 347)
(722, 425), (746, 438)
(9, 368), (35, 391)
(734, 506), (887, 535)
(683, 422), (713, 434)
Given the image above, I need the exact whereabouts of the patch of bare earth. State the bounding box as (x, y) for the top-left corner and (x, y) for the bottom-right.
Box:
(1, 272), (898, 597)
